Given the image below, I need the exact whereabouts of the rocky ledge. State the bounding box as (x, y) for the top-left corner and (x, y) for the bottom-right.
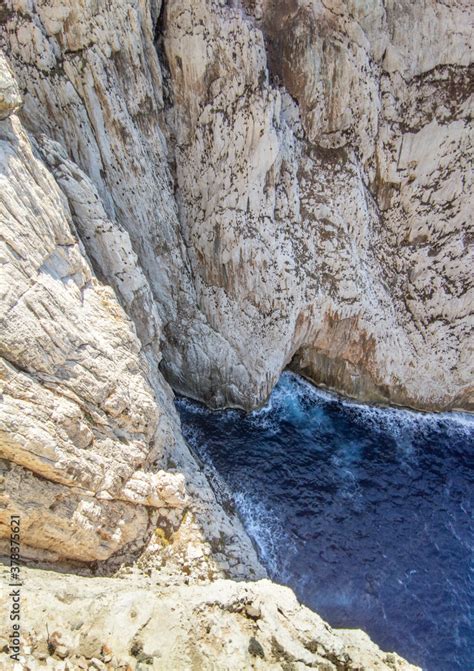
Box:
(0, 567), (420, 671)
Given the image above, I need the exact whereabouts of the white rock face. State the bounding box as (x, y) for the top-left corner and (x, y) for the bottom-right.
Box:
(0, 50), (21, 118)
(162, 0), (473, 411)
(1, 0), (471, 412)
(0, 566), (421, 670)
(0, 2), (468, 666)
(0, 0), (252, 413)
(0, 104), (262, 578)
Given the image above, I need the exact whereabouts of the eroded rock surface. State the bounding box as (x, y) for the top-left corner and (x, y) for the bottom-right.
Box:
(1, 0), (472, 413)
(162, 0), (473, 410)
(0, 94), (262, 579)
(0, 1), (471, 667)
(0, 566), (421, 670)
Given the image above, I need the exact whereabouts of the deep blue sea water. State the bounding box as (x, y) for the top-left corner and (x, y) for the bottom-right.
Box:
(176, 372), (474, 671)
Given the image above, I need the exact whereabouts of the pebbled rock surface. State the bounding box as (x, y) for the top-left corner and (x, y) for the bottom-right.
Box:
(0, 566), (421, 670)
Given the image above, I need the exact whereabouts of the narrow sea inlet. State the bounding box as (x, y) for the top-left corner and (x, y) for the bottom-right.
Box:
(176, 373), (473, 671)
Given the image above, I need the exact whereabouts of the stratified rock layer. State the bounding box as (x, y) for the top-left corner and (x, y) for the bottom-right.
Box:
(0, 67), (263, 578)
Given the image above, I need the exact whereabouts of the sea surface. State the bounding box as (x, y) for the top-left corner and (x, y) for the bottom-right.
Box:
(176, 372), (473, 671)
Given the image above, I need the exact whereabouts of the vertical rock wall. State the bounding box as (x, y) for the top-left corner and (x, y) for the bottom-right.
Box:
(0, 0), (472, 567)
(0, 49), (263, 575)
(2, 0), (472, 413)
(162, 0), (473, 410)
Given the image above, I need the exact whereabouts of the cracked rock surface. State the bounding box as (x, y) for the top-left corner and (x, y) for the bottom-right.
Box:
(162, 0), (473, 411)
(1, 0), (472, 413)
(0, 102), (262, 579)
(0, 0), (471, 668)
(0, 567), (421, 670)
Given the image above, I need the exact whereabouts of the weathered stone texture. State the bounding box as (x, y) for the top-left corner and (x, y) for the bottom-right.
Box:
(0, 88), (262, 578)
(1, 0), (472, 414)
(0, 566), (421, 670)
(0, 2), (469, 665)
(163, 0), (473, 410)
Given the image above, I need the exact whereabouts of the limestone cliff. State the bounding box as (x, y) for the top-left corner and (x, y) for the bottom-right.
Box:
(0, 50), (263, 579)
(162, 0), (473, 411)
(0, 0), (470, 668)
(1, 0), (472, 415)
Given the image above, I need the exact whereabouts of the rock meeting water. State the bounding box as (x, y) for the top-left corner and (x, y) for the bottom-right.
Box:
(177, 372), (473, 671)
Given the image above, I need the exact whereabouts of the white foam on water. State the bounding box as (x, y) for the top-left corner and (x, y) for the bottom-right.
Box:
(180, 423), (211, 464)
(176, 396), (210, 416)
(176, 396), (242, 421)
(277, 372), (474, 439)
(175, 370), (472, 671)
(232, 490), (296, 579)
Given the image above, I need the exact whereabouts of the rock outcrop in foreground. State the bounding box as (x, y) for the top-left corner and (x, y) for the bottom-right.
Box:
(0, 0), (471, 668)
(0, 567), (420, 671)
